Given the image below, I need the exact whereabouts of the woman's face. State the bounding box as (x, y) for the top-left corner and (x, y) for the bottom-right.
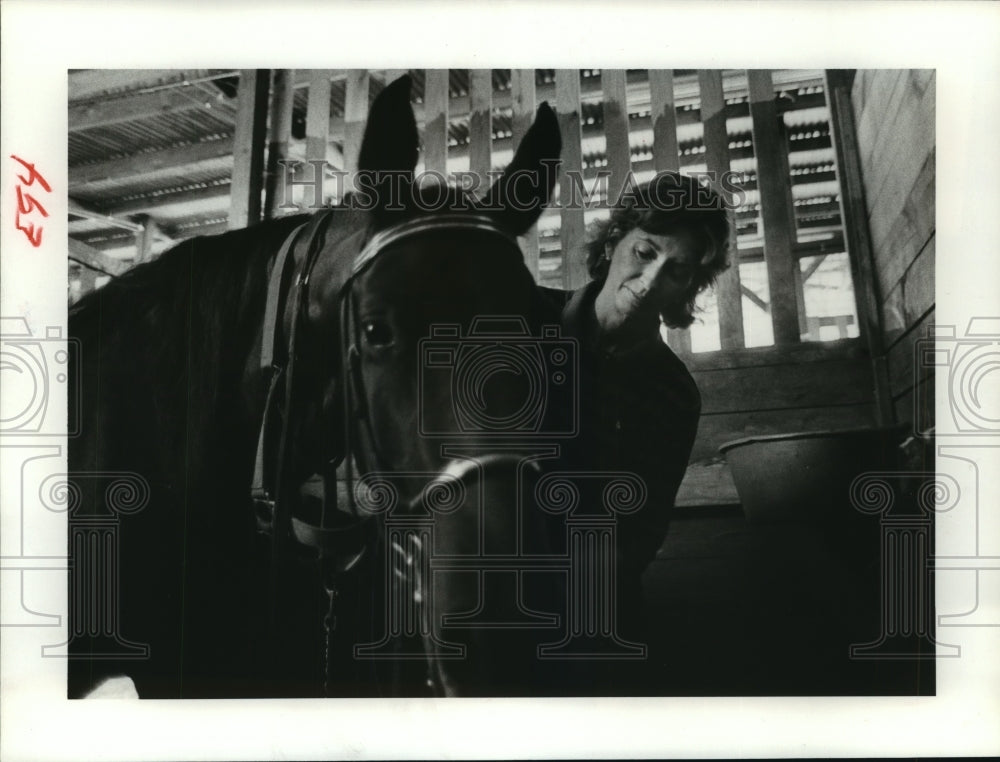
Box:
(593, 226), (699, 341)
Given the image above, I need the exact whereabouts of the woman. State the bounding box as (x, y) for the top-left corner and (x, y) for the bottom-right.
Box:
(542, 171), (731, 650)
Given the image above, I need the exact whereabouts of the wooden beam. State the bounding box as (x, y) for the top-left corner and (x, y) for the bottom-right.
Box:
(555, 70), (588, 290)
(740, 284), (769, 313)
(133, 215), (159, 264)
(264, 69), (295, 219)
(69, 138), (233, 187)
(306, 70), (333, 164)
(468, 69), (493, 183)
(69, 86), (235, 131)
(825, 69), (893, 425)
(68, 237), (130, 276)
(229, 69), (270, 230)
(423, 70), (450, 176)
(602, 69), (632, 205)
(700, 69), (745, 351)
(101, 184), (231, 217)
(343, 70), (370, 187)
(68, 69), (201, 101)
(67, 198), (143, 232)
(649, 69), (680, 173)
(747, 69), (801, 345)
(510, 69), (540, 279)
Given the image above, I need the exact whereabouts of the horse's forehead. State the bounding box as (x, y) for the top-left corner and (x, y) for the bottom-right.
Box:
(356, 233), (525, 303)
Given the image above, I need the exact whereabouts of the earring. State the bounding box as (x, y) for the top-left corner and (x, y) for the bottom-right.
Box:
(604, 243), (612, 261)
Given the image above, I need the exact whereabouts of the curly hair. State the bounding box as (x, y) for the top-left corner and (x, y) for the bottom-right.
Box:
(584, 172), (733, 329)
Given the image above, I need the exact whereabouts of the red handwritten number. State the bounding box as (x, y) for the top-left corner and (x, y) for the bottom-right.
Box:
(11, 155), (51, 248)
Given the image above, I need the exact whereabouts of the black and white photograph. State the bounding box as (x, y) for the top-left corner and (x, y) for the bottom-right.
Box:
(1, 2), (998, 759)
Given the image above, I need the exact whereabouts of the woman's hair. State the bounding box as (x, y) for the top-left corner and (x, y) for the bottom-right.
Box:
(584, 172), (733, 329)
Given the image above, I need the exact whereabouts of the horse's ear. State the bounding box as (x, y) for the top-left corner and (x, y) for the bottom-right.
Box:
(480, 102), (562, 237)
(358, 74), (419, 176)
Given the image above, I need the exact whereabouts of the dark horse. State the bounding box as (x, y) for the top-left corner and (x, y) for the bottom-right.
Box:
(67, 75), (565, 698)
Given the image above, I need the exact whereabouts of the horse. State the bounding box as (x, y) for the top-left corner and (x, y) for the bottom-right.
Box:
(67, 74), (566, 698)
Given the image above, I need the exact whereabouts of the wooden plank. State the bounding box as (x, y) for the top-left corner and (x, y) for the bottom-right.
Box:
(264, 69), (295, 219)
(747, 69), (801, 345)
(648, 69), (680, 173)
(67, 198), (143, 232)
(555, 70), (588, 290)
(902, 234), (935, 328)
(691, 403), (878, 462)
(886, 306), (935, 401)
(69, 138), (234, 186)
(69, 87), (235, 131)
(229, 69), (270, 230)
(469, 70), (493, 183)
(699, 69), (745, 350)
(102, 184), (230, 217)
(423, 69), (450, 177)
(306, 70), (333, 164)
(675, 462), (740, 507)
(893, 371), (934, 432)
(68, 237), (130, 276)
(602, 69), (632, 205)
(510, 69), (540, 278)
(68, 69), (201, 101)
(133, 215), (158, 264)
(826, 69), (894, 426)
(343, 70), (370, 187)
(870, 147), (936, 300)
(684, 336), (864, 371)
(692, 356), (875, 415)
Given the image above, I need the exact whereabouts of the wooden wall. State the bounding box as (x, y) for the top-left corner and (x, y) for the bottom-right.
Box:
(851, 70), (935, 429)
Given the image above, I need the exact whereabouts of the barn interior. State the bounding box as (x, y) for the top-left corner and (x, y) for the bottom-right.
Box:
(67, 68), (936, 696)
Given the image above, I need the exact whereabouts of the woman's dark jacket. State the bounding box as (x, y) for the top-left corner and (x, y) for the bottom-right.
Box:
(539, 281), (701, 580)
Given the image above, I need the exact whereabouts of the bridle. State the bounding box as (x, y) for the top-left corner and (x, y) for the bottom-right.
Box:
(249, 208), (520, 694)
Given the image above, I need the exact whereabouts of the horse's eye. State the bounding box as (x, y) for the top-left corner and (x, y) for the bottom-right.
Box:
(362, 320), (394, 348)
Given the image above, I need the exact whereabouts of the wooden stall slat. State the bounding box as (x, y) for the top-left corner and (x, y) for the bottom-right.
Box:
(555, 70), (588, 290)
(423, 69), (450, 177)
(469, 69), (493, 184)
(649, 69), (691, 353)
(229, 69), (270, 230)
(747, 69), (801, 345)
(264, 69), (295, 219)
(602, 69), (632, 205)
(306, 70), (333, 164)
(825, 69), (893, 424)
(510, 68), (540, 278)
(699, 69), (745, 351)
(649, 69), (680, 173)
(343, 70), (370, 191)
(133, 216), (158, 264)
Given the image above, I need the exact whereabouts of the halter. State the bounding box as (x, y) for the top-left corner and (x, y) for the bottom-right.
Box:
(249, 210), (520, 692)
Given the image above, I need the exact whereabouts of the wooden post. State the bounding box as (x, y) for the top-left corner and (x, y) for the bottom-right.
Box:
(510, 69), (540, 279)
(264, 69), (295, 219)
(825, 69), (893, 425)
(343, 70), (370, 192)
(304, 70), (334, 207)
(556, 70), (588, 290)
(423, 69), (450, 177)
(650, 69), (691, 353)
(469, 69), (493, 187)
(229, 69), (270, 230)
(699, 69), (745, 351)
(747, 69), (801, 345)
(602, 69), (632, 206)
(649, 69), (680, 173)
(133, 215), (158, 264)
